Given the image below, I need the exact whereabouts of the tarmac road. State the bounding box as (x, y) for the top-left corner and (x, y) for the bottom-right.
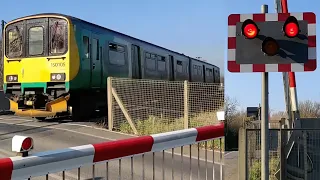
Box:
(0, 115), (224, 180)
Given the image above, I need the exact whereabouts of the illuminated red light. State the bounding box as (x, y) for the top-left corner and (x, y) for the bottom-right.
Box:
(243, 24), (258, 39)
(285, 22), (299, 37)
(22, 137), (32, 150)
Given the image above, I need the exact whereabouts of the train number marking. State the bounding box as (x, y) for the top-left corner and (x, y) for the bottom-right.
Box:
(51, 62), (65, 68)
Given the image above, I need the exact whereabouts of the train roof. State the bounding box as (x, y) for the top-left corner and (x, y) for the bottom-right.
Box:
(7, 13), (219, 68)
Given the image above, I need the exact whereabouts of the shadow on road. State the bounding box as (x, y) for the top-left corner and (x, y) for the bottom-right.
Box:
(0, 91), (10, 113)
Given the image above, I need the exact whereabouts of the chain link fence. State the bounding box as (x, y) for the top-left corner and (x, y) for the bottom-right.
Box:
(105, 77), (224, 150)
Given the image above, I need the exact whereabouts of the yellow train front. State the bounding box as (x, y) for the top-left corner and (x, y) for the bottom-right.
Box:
(2, 14), (81, 120)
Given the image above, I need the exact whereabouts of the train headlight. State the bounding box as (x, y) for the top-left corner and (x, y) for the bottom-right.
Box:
(50, 73), (66, 81)
(6, 75), (18, 82)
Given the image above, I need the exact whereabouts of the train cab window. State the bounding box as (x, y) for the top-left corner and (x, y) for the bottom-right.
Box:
(177, 60), (183, 73)
(92, 38), (99, 60)
(50, 20), (67, 54)
(109, 43), (126, 65)
(7, 27), (23, 58)
(157, 56), (166, 71)
(83, 36), (90, 58)
(28, 26), (44, 55)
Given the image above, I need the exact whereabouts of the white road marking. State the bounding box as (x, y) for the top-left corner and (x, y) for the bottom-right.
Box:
(0, 120), (224, 165)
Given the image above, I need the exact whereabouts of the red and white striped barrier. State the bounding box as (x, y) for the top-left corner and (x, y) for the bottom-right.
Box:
(0, 123), (224, 180)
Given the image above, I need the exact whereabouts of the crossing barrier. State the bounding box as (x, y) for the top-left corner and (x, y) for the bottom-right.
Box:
(0, 123), (224, 180)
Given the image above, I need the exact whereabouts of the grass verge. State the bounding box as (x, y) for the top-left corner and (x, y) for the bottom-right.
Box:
(118, 112), (224, 151)
(249, 158), (279, 180)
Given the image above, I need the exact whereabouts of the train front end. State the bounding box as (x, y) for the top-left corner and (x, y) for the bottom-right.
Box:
(3, 14), (76, 119)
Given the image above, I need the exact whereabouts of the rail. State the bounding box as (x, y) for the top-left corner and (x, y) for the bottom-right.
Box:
(0, 123), (224, 180)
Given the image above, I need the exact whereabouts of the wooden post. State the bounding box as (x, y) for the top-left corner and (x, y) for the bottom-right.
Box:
(107, 77), (113, 131)
(184, 80), (189, 129)
(112, 87), (138, 135)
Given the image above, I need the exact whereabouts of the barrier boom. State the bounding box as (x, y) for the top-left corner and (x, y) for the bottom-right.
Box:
(0, 123), (224, 180)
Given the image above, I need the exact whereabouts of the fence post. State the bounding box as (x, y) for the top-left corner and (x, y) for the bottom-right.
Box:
(107, 77), (113, 131)
(184, 80), (189, 129)
(238, 127), (247, 179)
(280, 125), (286, 180)
(303, 131), (308, 180)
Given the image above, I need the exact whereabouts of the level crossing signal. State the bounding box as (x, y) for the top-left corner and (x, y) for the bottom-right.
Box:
(227, 12), (317, 73)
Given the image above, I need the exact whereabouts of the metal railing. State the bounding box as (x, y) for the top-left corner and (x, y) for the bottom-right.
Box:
(0, 123), (224, 180)
(240, 127), (320, 180)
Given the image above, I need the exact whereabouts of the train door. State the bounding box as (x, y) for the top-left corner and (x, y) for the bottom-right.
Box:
(91, 34), (102, 88)
(81, 29), (92, 87)
(169, 55), (174, 81)
(131, 45), (141, 79)
(202, 65), (206, 82)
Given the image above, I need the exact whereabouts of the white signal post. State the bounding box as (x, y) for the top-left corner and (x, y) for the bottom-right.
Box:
(12, 135), (34, 157)
(260, 5), (269, 180)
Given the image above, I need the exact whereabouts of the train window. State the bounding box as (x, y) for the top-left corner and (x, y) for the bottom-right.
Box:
(7, 26), (23, 57)
(109, 43), (126, 65)
(50, 20), (67, 54)
(83, 36), (90, 58)
(146, 58), (156, 70)
(177, 60), (183, 73)
(206, 68), (213, 76)
(157, 56), (162, 61)
(117, 45), (125, 52)
(145, 52), (151, 58)
(193, 65), (197, 74)
(157, 59), (166, 71)
(151, 54), (156, 59)
(161, 56), (166, 61)
(28, 26), (44, 56)
(92, 38), (99, 60)
(109, 43), (125, 53)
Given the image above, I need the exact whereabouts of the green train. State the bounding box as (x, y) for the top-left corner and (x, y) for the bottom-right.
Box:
(3, 13), (221, 121)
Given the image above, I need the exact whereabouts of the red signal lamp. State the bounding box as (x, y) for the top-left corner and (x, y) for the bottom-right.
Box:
(241, 19), (259, 39)
(262, 37), (280, 56)
(22, 137), (33, 151)
(283, 16), (300, 38)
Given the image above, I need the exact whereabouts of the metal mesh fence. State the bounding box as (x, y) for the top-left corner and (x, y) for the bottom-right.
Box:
(246, 129), (281, 180)
(108, 77), (224, 136)
(245, 128), (320, 180)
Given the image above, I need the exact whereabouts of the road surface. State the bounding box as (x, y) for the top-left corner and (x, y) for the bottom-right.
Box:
(0, 115), (224, 180)
(224, 151), (239, 180)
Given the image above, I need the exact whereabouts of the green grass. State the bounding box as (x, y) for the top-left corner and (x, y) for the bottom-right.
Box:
(249, 158), (280, 180)
(118, 112), (224, 151)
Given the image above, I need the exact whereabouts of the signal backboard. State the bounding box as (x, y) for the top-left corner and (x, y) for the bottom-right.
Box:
(227, 12), (316, 73)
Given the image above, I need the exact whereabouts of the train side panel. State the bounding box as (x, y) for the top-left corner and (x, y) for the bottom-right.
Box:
(190, 58), (205, 82)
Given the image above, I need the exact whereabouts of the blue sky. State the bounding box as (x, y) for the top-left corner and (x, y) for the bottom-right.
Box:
(1, 0), (318, 112)
(0, 0), (226, 71)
